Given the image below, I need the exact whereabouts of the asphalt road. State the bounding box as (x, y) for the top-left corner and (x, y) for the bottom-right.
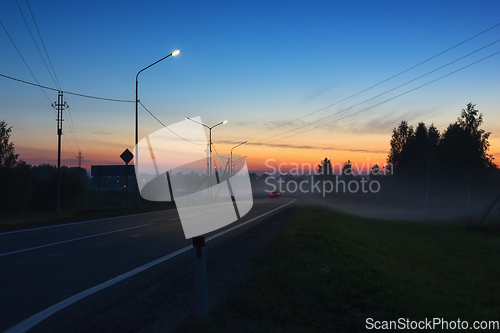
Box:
(0, 197), (295, 333)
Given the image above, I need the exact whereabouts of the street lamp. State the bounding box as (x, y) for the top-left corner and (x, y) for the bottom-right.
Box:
(184, 117), (227, 197)
(184, 116), (227, 318)
(232, 155), (247, 169)
(135, 49), (180, 207)
(232, 155), (247, 196)
(231, 140), (247, 188)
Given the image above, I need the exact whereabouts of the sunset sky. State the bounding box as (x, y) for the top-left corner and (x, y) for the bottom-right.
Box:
(1, 0), (499, 174)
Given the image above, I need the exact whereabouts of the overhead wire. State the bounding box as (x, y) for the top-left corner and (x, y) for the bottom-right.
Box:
(63, 133), (77, 158)
(25, 0), (61, 90)
(0, 19), (53, 106)
(19, 0), (81, 156)
(238, 22), (500, 141)
(139, 102), (203, 145)
(257, 39), (500, 144)
(15, 0), (59, 91)
(0, 73), (134, 102)
(65, 105), (81, 152)
(263, 50), (500, 145)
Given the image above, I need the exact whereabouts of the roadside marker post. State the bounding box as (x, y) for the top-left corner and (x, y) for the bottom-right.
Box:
(193, 235), (208, 316)
(132, 118), (253, 317)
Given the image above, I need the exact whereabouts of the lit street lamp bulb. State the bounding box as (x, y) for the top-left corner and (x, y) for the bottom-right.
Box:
(171, 50), (180, 56)
(223, 120), (228, 124)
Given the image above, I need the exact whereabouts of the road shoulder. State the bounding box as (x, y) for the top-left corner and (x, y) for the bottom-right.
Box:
(78, 199), (301, 333)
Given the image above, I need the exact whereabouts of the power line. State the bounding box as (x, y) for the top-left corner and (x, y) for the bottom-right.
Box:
(25, 0), (61, 90)
(0, 73), (134, 102)
(139, 102), (203, 145)
(15, 1), (81, 154)
(239, 22), (500, 141)
(15, 0), (59, 90)
(25, 0), (81, 161)
(63, 133), (77, 159)
(258, 39), (500, 143)
(61, 95), (80, 152)
(139, 101), (167, 127)
(66, 107), (81, 151)
(211, 142), (226, 159)
(263, 50), (500, 145)
(0, 19), (53, 105)
(62, 90), (134, 103)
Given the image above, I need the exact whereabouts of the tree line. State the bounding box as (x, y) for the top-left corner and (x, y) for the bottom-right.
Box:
(387, 103), (495, 176)
(315, 103), (495, 178)
(0, 120), (85, 215)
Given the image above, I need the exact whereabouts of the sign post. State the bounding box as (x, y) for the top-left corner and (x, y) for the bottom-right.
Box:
(120, 149), (134, 209)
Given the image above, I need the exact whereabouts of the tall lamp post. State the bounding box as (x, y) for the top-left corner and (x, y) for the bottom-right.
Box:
(184, 116), (227, 317)
(184, 117), (227, 198)
(232, 155), (247, 196)
(135, 49), (180, 207)
(231, 140), (247, 188)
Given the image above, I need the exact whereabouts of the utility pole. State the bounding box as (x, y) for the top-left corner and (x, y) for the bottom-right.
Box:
(76, 151), (84, 169)
(53, 91), (68, 217)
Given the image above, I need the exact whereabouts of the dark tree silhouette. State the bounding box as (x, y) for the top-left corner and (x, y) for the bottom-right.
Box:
(371, 163), (382, 175)
(427, 124), (440, 166)
(387, 120), (413, 168)
(342, 160), (353, 176)
(387, 103), (493, 173)
(0, 121), (32, 213)
(0, 120), (19, 168)
(440, 103), (493, 170)
(317, 158), (333, 176)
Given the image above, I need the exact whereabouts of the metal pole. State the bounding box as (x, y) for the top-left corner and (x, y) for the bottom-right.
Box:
(98, 175), (101, 209)
(230, 141), (247, 193)
(134, 51), (178, 208)
(193, 236), (208, 316)
(166, 171), (175, 204)
(135, 77), (139, 208)
(125, 162), (129, 209)
(56, 92), (63, 216)
(209, 128), (212, 200)
(477, 190), (500, 224)
(467, 164), (471, 208)
(206, 143), (209, 199)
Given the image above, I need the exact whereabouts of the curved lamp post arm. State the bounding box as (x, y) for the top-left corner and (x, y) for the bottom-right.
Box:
(231, 140), (247, 181)
(137, 52), (177, 80)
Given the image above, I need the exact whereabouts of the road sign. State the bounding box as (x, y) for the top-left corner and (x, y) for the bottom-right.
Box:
(120, 149), (134, 164)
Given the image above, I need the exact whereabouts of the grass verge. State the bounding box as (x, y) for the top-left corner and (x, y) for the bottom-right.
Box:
(184, 203), (500, 332)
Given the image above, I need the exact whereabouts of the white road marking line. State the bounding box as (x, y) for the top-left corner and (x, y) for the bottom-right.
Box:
(0, 210), (170, 236)
(169, 213), (202, 221)
(0, 224), (154, 258)
(129, 235), (141, 238)
(206, 199), (295, 241)
(4, 199), (295, 333)
(208, 207), (234, 213)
